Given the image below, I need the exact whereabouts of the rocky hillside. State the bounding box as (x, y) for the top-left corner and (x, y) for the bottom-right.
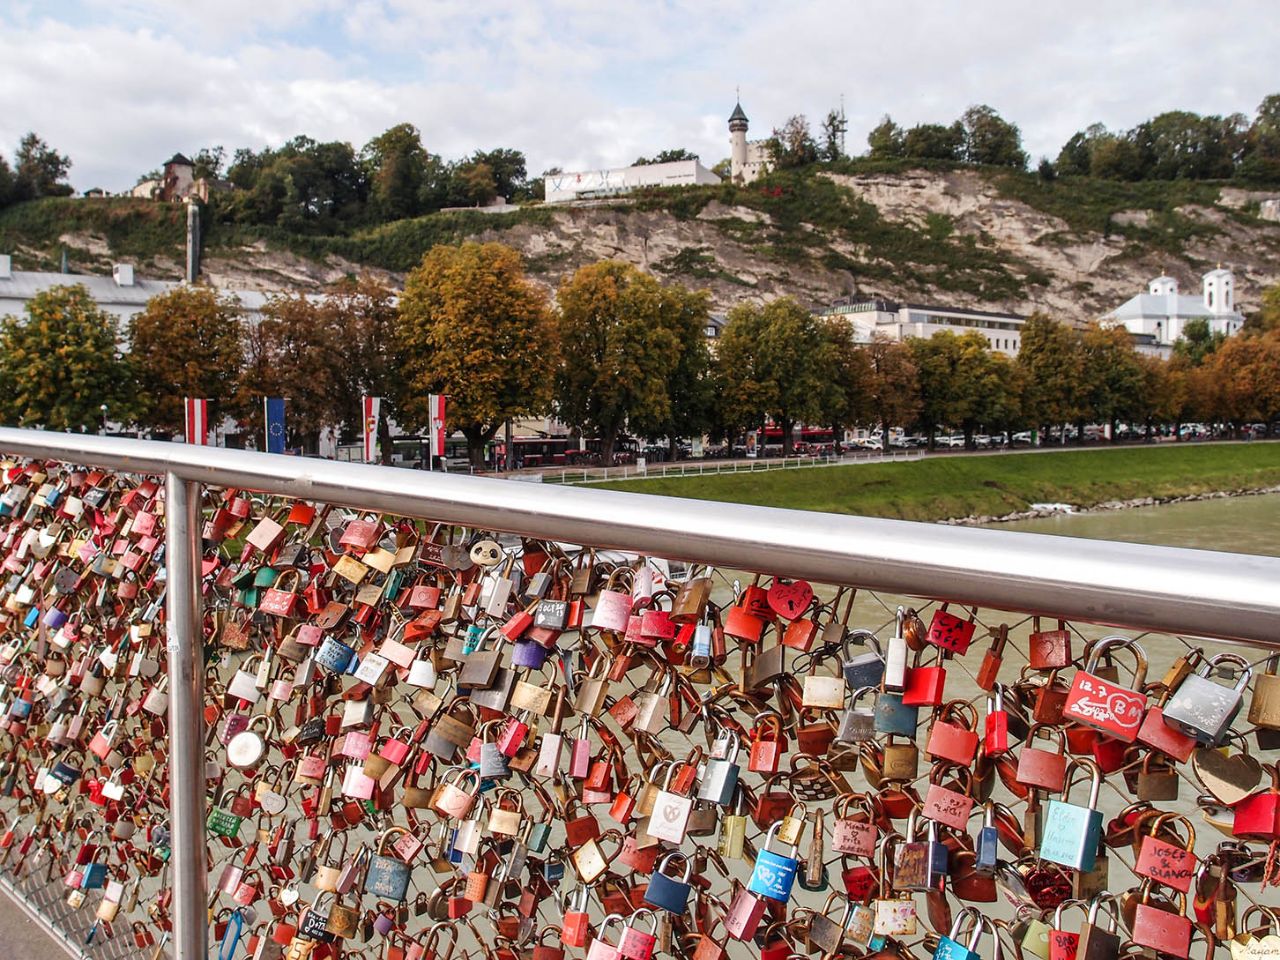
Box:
(4, 163), (1279, 321)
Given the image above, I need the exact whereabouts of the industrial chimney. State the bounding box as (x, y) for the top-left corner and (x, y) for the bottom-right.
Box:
(186, 199), (201, 283)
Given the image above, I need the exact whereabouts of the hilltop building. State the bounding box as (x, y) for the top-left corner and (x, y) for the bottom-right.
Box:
(543, 159), (721, 204)
(728, 101), (773, 184)
(819, 298), (1026, 356)
(1102, 268), (1245, 355)
(131, 153), (233, 202)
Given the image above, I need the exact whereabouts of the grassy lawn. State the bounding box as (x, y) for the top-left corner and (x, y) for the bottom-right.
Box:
(603, 443), (1280, 521)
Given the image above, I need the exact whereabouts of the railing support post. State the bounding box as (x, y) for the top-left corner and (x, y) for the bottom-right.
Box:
(165, 473), (207, 960)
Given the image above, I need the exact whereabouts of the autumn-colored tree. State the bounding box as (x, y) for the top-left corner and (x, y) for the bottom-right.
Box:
(0, 285), (132, 431)
(863, 335), (920, 441)
(1130, 354), (1185, 439)
(1078, 322), (1145, 442)
(624, 283), (715, 459)
(1202, 331), (1280, 435)
(233, 293), (345, 452)
(1250, 284), (1280, 335)
(128, 286), (245, 435)
(555, 262), (687, 463)
(1016, 314), (1084, 439)
(396, 242), (555, 466)
(909, 331), (1015, 448)
(322, 276), (401, 461)
(715, 297), (832, 455)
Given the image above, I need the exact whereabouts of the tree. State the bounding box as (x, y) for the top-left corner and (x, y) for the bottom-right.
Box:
(233, 293), (345, 452)
(769, 115), (819, 169)
(864, 336), (920, 441)
(554, 262), (685, 463)
(633, 149), (698, 166)
(903, 123), (964, 161)
(1078, 322), (1144, 442)
(819, 110), (846, 162)
(1172, 317), (1226, 365)
(396, 242), (555, 467)
(1203, 332), (1280, 435)
(363, 123), (429, 221)
(321, 276), (402, 461)
(960, 105), (1027, 168)
(192, 146), (226, 180)
(1248, 284), (1280, 335)
(819, 318), (872, 447)
(711, 159), (732, 179)
(1090, 135), (1145, 181)
(451, 160), (498, 206)
(715, 297), (833, 455)
(11, 132), (72, 201)
(470, 148), (528, 200)
(0, 285), (131, 431)
(1016, 314), (1084, 438)
(909, 331), (1014, 448)
(1037, 158), (1057, 181)
(0, 154), (13, 209)
(866, 116), (905, 159)
(128, 286), (245, 435)
(627, 284), (714, 459)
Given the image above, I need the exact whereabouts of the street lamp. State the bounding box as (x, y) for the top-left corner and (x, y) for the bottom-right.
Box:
(100, 404), (108, 436)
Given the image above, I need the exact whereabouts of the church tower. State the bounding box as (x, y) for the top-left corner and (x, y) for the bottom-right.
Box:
(729, 101), (749, 183)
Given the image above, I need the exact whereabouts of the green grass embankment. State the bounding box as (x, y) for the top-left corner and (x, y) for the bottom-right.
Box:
(603, 443), (1280, 521)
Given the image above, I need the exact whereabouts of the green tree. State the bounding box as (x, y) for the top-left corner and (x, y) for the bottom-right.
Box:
(1172, 317), (1226, 364)
(0, 285), (131, 431)
(715, 297), (832, 455)
(554, 262), (684, 463)
(866, 116), (905, 159)
(0, 154), (13, 208)
(363, 123), (429, 221)
(819, 110), (846, 162)
(909, 331), (1011, 448)
(864, 335), (920, 441)
(471, 148), (528, 199)
(127, 286), (245, 435)
(1090, 135), (1145, 181)
(12, 132), (73, 201)
(903, 122), (964, 161)
(396, 242), (555, 466)
(1016, 314), (1084, 438)
(1248, 284), (1280, 335)
(192, 146), (226, 180)
(819, 317), (872, 447)
(769, 115), (819, 169)
(627, 284), (715, 459)
(633, 149), (698, 166)
(1078, 322), (1145, 442)
(960, 105), (1027, 168)
(450, 160), (498, 206)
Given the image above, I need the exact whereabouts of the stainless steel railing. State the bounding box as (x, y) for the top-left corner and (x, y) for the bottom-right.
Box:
(2, 426), (1280, 959)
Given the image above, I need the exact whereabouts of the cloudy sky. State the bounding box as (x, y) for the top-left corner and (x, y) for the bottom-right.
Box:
(3, 0), (1278, 193)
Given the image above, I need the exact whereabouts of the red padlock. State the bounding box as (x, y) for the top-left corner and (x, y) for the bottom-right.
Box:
(1062, 638), (1148, 743)
(925, 603), (976, 655)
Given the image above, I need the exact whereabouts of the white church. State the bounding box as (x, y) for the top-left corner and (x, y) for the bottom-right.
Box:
(1102, 268), (1245, 355)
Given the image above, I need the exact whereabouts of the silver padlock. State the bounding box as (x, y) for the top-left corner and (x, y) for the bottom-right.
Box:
(836, 686), (878, 743)
(884, 606), (908, 692)
(697, 731), (741, 806)
(1162, 652), (1251, 745)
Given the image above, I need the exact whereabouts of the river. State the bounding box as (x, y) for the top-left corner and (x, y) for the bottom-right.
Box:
(986, 492), (1280, 556)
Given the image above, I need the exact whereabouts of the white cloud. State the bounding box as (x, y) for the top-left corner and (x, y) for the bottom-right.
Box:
(1, 1), (1278, 192)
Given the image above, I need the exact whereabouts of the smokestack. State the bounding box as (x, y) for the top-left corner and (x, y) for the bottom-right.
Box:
(186, 199), (201, 283)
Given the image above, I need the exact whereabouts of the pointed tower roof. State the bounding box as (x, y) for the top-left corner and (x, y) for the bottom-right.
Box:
(728, 102), (749, 125)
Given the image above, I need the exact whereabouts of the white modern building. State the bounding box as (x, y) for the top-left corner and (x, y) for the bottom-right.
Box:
(1102, 269), (1245, 354)
(0, 254), (301, 325)
(728, 101), (773, 184)
(543, 159), (721, 204)
(820, 298), (1026, 355)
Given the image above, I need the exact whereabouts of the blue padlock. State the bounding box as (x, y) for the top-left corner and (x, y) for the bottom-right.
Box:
(22, 606), (39, 629)
(1040, 758), (1104, 872)
(690, 621), (713, 667)
(748, 821), (801, 902)
(975, 801), (999, 875)
(644, 851), (693, 913)
(933, 907), (985, 960)
(314, 635), (355, 673)
(79, 850), (109, 890)
(874, 690), (919, 736)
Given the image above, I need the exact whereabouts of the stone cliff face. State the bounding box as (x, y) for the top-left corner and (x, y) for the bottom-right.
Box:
(170, 169), (1280, 320)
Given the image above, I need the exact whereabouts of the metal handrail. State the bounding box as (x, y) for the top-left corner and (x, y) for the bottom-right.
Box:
(3, 427), (1278, 646)
(4, 426), (1280, 959)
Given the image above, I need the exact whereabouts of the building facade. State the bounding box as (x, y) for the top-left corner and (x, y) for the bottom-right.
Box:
(1102, 268), (1245, 354)
(543, 159), (721, 204)
(729, 101), (773, 184)
(819, 298), (1026, 355)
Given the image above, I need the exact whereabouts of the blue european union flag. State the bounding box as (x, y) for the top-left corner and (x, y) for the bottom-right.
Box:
(264, 397), (286, 454)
